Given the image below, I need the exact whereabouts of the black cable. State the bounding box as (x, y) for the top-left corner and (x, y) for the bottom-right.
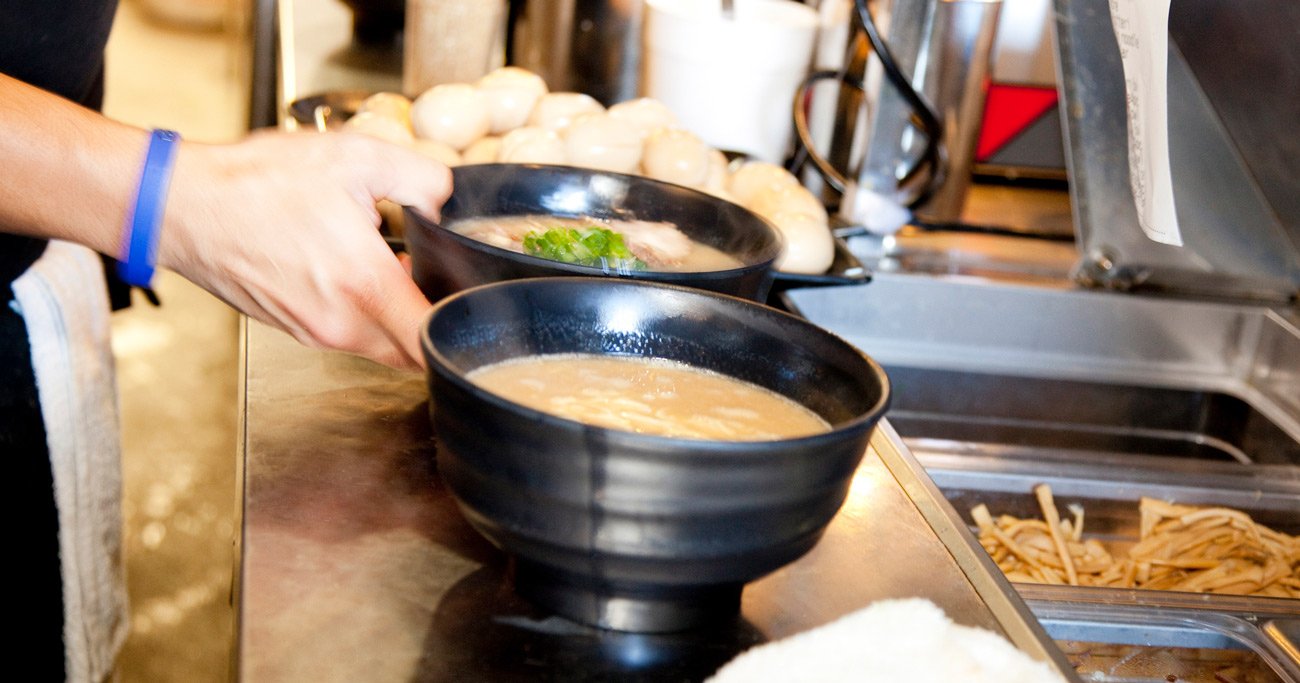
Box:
(835, 219), (1075, 243)
(791, 69), (863, 194)
(788, 1), (947, 208)
(911, 219), (1075, 242)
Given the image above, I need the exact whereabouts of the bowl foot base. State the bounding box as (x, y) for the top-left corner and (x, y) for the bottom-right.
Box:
(513, 560), (744, 634)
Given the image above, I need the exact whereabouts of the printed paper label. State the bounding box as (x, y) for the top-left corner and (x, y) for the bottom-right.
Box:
(1109, 0), (1182, 246)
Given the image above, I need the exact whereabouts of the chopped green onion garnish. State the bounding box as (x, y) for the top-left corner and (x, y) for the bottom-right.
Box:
(522, 226), (646, 270)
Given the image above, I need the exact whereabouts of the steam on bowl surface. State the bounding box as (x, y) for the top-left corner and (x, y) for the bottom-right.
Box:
(404, 163), (783, 303)
(421, 277), (890, 633)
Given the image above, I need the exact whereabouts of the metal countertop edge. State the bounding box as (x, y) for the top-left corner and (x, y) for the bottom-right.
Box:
(230, 314), (250, 683)
(870, 419), (1082, 680)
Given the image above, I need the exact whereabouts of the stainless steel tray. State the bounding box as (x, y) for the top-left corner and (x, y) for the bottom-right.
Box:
(783, 273), (1300, 679)
(923, 453), (1299, 682)
(783, 273), (1300, 452)
(1029, 601), (1300, 682)
(923, 453), (1299, 536)
(887, 365), (1299, 466)
(924, 455), (1299, 605)
(928, 450), (1300, 678)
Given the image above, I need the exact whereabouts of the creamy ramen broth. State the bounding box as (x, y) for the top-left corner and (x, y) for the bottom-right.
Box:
(447, 215), (744, 272)
(467, 354), (831, 441)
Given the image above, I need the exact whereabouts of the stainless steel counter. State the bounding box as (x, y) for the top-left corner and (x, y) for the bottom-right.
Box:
(235, 319), (1072, 680)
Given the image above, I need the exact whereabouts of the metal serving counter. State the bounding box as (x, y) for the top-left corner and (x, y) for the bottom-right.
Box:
(234, 321), (1070, 680)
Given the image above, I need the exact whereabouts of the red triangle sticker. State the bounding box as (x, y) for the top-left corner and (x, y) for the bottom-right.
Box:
(977, 84), (1059, 161)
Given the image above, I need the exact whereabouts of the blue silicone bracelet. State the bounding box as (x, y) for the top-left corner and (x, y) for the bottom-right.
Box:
(118, 129), (181, 288)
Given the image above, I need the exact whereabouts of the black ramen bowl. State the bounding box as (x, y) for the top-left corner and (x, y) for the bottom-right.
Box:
(421, 277), (891, 633)
(404, 164), (784, 302)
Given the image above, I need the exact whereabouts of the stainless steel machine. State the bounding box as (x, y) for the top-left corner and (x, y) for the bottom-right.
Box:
(819, 0), (1299, 307)
(1056, 0), (1300, 302)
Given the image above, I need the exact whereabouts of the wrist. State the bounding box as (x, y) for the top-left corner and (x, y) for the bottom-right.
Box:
(155, 140), (221, 277)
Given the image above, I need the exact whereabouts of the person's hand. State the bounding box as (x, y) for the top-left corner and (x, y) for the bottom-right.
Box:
(0, 74), (447, 369)
(159, 131), (452, 370)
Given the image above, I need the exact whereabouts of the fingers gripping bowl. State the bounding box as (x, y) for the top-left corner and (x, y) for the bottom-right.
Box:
(403, 164), (784, 302)
(421, 278), (891, 632)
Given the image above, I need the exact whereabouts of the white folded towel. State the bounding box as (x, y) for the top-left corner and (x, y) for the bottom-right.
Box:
(13, 240), (129, 683)
(707, 598), (1067, 683)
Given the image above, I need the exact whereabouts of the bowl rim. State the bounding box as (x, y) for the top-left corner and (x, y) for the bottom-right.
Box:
(407, 162), (786, 278)
(420, 277), (891, 456)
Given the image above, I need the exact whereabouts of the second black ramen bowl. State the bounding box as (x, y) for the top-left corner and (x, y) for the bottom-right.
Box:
(404, 164), (784, 302)
(421, 277), (890, 633)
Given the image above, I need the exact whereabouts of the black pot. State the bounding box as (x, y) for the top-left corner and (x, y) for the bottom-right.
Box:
(404, 164), (783, 303)
(421, 277), (890, 633)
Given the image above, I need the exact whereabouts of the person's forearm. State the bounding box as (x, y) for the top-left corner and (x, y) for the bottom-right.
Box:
(0, 72), (152, 257)
(1, 71), (452, 369)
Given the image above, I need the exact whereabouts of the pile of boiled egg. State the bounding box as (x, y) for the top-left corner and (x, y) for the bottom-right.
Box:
(342, 66), (834, 274)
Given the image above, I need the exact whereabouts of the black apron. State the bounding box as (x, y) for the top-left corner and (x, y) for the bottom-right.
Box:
(1, 1), (122, 677)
